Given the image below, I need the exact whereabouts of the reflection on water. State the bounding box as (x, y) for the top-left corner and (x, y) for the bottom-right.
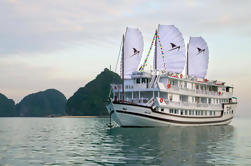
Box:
(0, 118), (250, 166)
(107, 125), (235, 166)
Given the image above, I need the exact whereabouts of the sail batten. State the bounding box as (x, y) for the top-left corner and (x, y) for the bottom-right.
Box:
(187, 37), (209, 78)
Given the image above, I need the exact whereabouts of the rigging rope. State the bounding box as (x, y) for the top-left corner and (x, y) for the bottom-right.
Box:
(139, 31), (166, 71)
(139, 32), (156, 71)
(156, 33), (166, 69)
(108, 37), (123, 98)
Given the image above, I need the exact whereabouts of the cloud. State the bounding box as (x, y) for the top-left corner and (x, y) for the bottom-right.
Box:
(0, 0), (143, 55)
(0, 0), (251, 116)
(1, 0), (251, 55)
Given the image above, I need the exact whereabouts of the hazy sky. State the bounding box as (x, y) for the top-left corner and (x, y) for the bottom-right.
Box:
(0, 0), (251, 116)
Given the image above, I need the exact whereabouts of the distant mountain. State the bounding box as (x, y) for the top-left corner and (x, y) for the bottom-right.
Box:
(0, 93), (16, 117)
(66, 68), (121, 116)
(16, 89), (66, 117)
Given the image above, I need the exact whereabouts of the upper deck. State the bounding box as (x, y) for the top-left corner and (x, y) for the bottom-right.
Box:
(112, 71), (234, 99)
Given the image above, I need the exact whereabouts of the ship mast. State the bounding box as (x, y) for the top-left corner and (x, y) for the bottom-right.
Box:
(154, 30), (158, 70)
(186, 43), (189, 76)
(122, 35), (125, 101)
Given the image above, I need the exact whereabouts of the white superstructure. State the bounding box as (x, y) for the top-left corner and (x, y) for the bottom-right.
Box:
(106, 25), (237, 127)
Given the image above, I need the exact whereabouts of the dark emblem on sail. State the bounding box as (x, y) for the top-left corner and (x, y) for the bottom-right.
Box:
(197, 47), (205, 55)
(131, 48), (140, 57)
(168, 43), (180, 52)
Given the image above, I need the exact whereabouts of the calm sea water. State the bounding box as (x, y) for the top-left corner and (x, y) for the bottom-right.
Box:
(0, 117), (250, 166)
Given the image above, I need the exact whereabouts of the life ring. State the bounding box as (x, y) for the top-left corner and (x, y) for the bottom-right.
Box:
(218, 91), (222, 95)
(180, 74), (183, 78)
(160, 98), (164, 103)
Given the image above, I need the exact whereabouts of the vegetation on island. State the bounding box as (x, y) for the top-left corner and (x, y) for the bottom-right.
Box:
(66, 68), (121, 116)
(0, 68), (120, 117)
(16, 89), (66, 117)
(0, 93), (16, 117)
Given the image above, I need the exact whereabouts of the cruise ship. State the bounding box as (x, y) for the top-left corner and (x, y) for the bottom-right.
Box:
(106, 25), (237, 127)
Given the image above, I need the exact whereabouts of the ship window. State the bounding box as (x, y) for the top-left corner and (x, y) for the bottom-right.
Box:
(208, 98), (211, 104)
(161, 108), (164, 112)
(185, 110), (187, 115)
(142, 78), (146, 84)
(174, 109), (178, 114)
(209, 111), (212, 116)
(189, 110), (191, 115)
(201, 111), (204, 115)
(205, 111), (207, 116)
(136, 78), (140, 84)
(198, 111), (200, 115)
(212, 86), (218, 91)
(213, 111), (216, 116)
(180, 110), (183, 115)
(169, 109), (173, 114)
(192, 110), (194, 115)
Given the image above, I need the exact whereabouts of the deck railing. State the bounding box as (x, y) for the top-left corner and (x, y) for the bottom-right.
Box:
(114, 97), (223, 110)
(164, 100), (222, 109)
(168, 85), (233, 98)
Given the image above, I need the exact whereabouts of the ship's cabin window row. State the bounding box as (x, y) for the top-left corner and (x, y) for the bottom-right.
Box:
(168, 108), (234, 116)
(129, 76), (234, 93)
(168, 109), (220, 116)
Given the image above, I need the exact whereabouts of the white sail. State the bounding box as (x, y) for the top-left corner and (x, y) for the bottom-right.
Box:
(123, 27), (144, 79)
(187, 37), (209, 78)
(156, 25), (186, 73)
